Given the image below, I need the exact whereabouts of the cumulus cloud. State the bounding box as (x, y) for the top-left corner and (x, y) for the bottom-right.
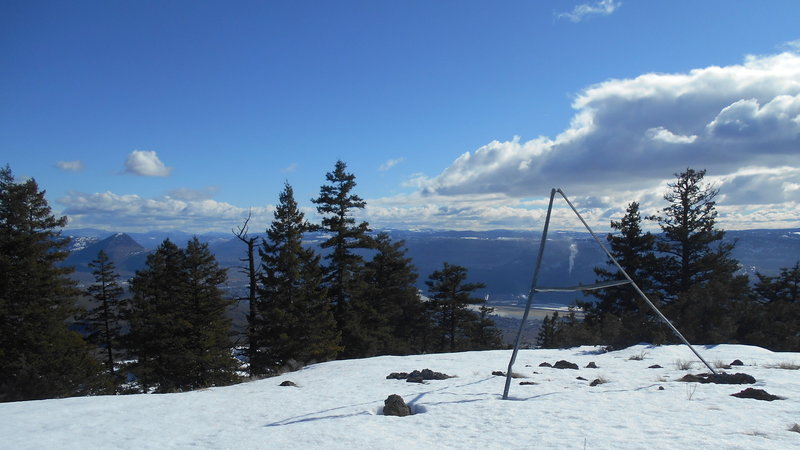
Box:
(422, 52), (800, 202)
(56, 160), (84, 172)
(379, 158), (404, 172)
(124, 150), (172, 177)
(557, 0), (621, 23)
(376, 51), (800, 231)
(59, 190), (275, 233)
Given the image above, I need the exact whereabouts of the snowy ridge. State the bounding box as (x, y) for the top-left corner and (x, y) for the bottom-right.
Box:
(1, 344), (798, 449)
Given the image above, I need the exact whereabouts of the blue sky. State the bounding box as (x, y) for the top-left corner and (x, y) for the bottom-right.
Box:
(2, 0), (799, 233)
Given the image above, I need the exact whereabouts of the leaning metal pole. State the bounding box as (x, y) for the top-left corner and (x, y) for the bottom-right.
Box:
(502, 189), (557, 400)
(554, 189), (717, 375)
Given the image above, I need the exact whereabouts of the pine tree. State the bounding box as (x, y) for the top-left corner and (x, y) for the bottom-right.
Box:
(748, 262), (800, 351)
(0, 165), (104, 401)
(361, 232), (426, 355)
(585, 202), (663, 347)
(126, 239), (188, 392)
(650, 168), (749, 343)
(183, 237), (239, 388)
(83, 250), (126, 386)
(312, 160), (374, 357)
(127, 238), (238, 392)
(258, 183), (340, 373)
(425, 263), (486, 352)
(651, 169), (742, 301)
(470, 303), (503, 350)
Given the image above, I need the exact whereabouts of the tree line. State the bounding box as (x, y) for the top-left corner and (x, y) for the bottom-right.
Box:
(537, 168), (800, 352)
(0, 162), (501, 402)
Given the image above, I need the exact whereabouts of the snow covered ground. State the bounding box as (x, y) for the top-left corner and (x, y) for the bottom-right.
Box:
(2, 344), (799, 449)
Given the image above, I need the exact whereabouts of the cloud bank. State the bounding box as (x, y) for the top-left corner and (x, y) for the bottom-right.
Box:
(125, 150), (172, 177)
(398, 51), (800, 230)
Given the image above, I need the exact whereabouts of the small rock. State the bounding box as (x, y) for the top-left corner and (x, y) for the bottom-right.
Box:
(539, 362), (552, 367)
(383, 394), (412, 416)
(585, 362), (598, 369)
(279, 380), (297, 387)
(589, 378), (605, 386)
(576, 376), (587, 381)
(386, 372), (409, 380)
(731, 388), (782, 401)
(519, 381), (537, 385)
(492, 371), (505, 376)
(648, 364), (663, 369)
(553, 360), (579, 370)
(730, 359), (744, 366)
(658, 386), (665, 390)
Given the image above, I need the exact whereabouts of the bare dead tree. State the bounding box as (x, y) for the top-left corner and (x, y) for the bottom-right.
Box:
(233, 210), (261, 377)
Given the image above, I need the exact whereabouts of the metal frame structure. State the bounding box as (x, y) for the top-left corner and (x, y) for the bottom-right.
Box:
(502, 188), (716, 400)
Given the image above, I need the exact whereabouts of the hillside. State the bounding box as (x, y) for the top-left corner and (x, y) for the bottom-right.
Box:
(2, 344), (798, 449)
(64, 228), (800, 304)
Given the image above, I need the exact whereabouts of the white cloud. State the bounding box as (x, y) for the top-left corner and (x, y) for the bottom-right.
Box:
(379, 158), (404, 172)
(364, 51), (800, 231)
(56, 160), (84, 172)
(124, 150), (172, 177)
(557, 0), (621, 23)
(59, 190), (275, 233)
(282, 163), (298, 173)
(421, 52), (800, 202)
(646, 127), (698, 144)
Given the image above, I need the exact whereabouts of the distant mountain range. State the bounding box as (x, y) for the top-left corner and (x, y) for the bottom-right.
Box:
(62, 227), (800, 305)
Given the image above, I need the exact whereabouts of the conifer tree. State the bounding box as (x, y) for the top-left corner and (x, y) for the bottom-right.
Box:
(585, 202), (663, 347)
(127, 238), (238, 392)
(425, 263), (487, 352)
(0, 165), (104, 401)
(183, 237), (239, 387)
(650, 169), (742, 301)
(233, 212), (261, 377)
(83, 249), (126, 385)
(361, 232), (426, 355)
(650, 168), (749, 343)
(258, 183), (340, 373)
(312, 160), (374, 357)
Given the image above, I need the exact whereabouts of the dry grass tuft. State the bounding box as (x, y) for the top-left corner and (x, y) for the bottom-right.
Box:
(764, 362), (800, 370)
(675, 359), (696, 370)
(628, 351), (648, 361)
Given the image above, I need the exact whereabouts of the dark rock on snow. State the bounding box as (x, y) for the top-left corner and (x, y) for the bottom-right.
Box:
(279, 380), (297, 387)
(492, 371), (505, 377)
(648, 364), (663, 369)
(731, 388), (782, 401)
(679, 373), (756, 384)
(383, 394), (412, 416)
(585, 362), (598, 369)
(539, 362), (552, 367)
(387, 368), (453, 383)
(730, 359), (744, 366)
(576, 376), (588, 381)
(553, 360), (579, 370)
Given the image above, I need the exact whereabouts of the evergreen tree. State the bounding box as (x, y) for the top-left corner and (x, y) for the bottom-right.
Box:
(0, 165), (104, 401)
(258, 183), (340, 373)
(650, 169), (742, 302)
(83, 250), (126, 387)
(361, 232), (427, 355)
(747, 262), (800, 351)
(127, 238), (238, 392)
(584, 202), (664, 347)
(536, 313), (558, 349)
(425, 263), (487, 352)
(470, 303), (503, 350)
(126, 239), (188, 392)
(312, 160), (374, 357)
(650, 168), (749, 343)
(183, 237), (239, 387)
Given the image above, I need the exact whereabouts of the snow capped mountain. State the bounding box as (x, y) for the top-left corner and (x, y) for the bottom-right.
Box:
(1, 344), (798, 449)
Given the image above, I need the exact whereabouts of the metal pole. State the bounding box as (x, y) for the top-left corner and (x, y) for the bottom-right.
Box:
(554, 189), (717, 375)
(502, 189), (557, 400)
